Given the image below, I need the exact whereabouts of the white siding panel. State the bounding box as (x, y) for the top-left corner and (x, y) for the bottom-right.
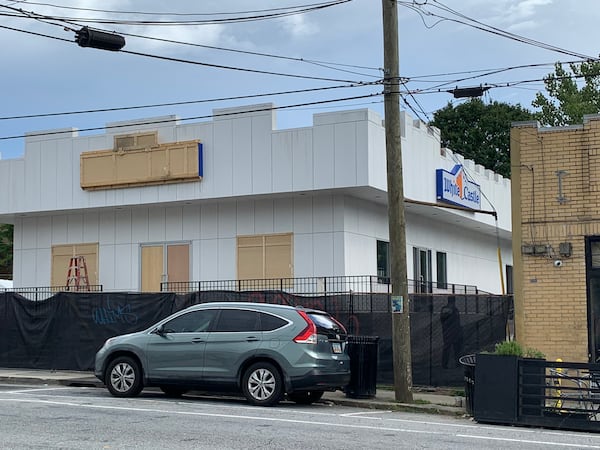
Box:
(273, 198), (293, 233)
(313, 233), (334, 277)
(56, 140), (73, 210)
(24, 142), (42, 211)
(99, 244), (115, 290)
(39, 140), (58, 211)
(213, 120), (233, 196)
(293, 233), (313, 278)
(254, 200), (274, 234)
(356, 122), (370, 186)
(115, 210), (132, 245)
(292, 129), (313, 192)
(272, 133), (293, 193)
(313, 125), (334, 189)
(217, 202), (236, 238)
(182, 205), (201, 241)
(200, 203), (218, 239)
(218, 238), (235, 279)
(333, 231), (345, 275)
(199, 239), (218, 280)
(83, 212), (100, 243)
(51, 216), (68, 244)
(20, 249), (38, 286)
(131, 209), (149, 242)
(344, 233), (374, 275)
(21, 218), (37, 250)
(165, 206), (183, 241)
(114, 243), (132, 291)
(232, 118), (253, 195)
(98, 211), (116, 245)
(252, 115), (272, 194)
(37, 218), (52, 249)
(334, 122), (357, 187)
(148, 208), (166, 242)
(67, 214), (84, 244)
(293, 197), (313, 234)
(313, 196), (333, 232)
(236, 202), (255, 236)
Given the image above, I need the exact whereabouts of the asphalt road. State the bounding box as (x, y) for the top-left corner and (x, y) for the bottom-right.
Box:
(0, 383), (599, 449)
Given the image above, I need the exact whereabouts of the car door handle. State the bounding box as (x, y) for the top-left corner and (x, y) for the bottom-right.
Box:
(246, 336), (259, 342)
(191, 338), (204, 343)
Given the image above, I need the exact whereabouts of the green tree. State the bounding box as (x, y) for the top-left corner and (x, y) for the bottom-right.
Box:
(0, 224), (13, 278)
(430, 99), (534, 178)
(532, 61), (600, 126)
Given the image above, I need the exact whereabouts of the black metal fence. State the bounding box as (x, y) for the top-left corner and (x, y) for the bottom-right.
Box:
(0, 285), (103, 302)
(473, 355), (600, 432)
(161, 275), (483, 296)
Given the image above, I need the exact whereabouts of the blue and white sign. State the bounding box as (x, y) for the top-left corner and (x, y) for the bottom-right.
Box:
(436, 164), (481, 209)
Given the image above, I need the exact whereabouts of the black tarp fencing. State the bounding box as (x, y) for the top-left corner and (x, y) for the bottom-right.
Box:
(0, 290), (511, 386)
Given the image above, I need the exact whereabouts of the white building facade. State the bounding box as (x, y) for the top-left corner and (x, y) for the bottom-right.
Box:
(0, 104), (512, 294)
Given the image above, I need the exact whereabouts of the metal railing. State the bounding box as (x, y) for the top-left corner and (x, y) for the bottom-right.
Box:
(161, 275), (482, 296)
(0, 285), (103, 301)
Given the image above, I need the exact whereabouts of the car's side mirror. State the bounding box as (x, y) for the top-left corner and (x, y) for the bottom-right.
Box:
(153, 324), (166, 336)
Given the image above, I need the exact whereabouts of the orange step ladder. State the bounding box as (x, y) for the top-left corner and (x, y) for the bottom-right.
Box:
(66, 255), (90, 290)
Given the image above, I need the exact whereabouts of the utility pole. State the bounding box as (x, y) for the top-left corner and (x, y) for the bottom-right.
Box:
(382, 0), (413, 403)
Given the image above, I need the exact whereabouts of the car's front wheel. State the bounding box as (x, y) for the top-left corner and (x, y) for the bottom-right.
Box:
(242, 362), (283, 406)
(106, 356), (143, 397)
(287, 390), (324, 405)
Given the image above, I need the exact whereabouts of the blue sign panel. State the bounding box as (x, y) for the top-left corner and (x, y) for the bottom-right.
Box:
(436, 164), (481, 209)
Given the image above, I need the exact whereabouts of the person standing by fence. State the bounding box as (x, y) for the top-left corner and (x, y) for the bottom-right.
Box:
(441, 296), (462, 369)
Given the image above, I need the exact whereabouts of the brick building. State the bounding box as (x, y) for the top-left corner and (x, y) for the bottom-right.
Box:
(511, 115), (600, 362)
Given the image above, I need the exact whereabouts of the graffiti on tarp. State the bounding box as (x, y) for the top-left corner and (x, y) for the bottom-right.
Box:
(92, 298), (138, 326)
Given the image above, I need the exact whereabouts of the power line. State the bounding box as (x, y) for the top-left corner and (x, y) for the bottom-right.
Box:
(0, 92), (383, 142)
(1, 1), (352, 26)
(9, 1), (352, 17)
(399, 0), (597, 61)
(0, 21), (367, 84)
(0, 83), (375, 121)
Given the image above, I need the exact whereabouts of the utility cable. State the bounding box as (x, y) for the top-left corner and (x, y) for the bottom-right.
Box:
(0, 92), (383, 141)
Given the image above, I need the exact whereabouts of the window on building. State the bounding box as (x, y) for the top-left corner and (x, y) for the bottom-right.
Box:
(414, 247), (432, 293)
(436, 251), (447, 289)
(237, 233), (293, 287)
(377, 240), (390, 281)
(141, 242), (190, 292)
(505, 265), (514, 294)
(51, 243), (99, 287)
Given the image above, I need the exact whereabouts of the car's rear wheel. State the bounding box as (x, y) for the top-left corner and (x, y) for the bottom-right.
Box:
(160, 386), (188, 398)
(106, 356), (143, 397)
(242, 362), (283, 406)
(287, 390), (325, 405)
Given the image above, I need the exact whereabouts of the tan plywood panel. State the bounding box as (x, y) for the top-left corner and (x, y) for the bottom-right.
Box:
(141, 245), (163, 292)
(167, 244), (189, 283)
(51, 243), (98, 287)
(80, 140), (201, 190)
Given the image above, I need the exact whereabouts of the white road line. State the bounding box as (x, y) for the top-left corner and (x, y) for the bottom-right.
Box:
(3, 387), (73, 394)
(340, 411), (392, 417)
(456, 434), (600, 449)
(0, 397), (445, 435)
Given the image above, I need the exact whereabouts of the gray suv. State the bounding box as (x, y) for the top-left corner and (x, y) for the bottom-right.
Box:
(94, 302), (350, 406)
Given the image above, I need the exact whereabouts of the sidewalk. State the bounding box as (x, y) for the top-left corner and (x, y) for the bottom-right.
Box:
(0, 368), (466, 417)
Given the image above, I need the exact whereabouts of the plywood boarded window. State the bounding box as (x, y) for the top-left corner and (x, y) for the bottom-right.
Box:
(237, 233), (293, 288)
(51, 243), (99, 287)
(141, 243), (190, 292)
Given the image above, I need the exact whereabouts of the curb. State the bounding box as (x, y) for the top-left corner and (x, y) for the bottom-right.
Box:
(322, 396), (466, 417)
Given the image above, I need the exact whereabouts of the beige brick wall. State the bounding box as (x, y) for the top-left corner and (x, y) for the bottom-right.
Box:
(511, 117), (600, 362)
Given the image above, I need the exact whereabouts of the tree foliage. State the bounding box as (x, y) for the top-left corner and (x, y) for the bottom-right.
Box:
(533, 61), (600, 127)
(0, 224), (13, 277)
(430, 99), (534, 178)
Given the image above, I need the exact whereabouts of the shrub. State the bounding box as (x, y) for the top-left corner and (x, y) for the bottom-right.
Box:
(493, 340), (545, 359)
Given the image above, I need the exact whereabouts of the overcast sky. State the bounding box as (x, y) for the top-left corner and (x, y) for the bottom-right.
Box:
(1, 0), (599, 159)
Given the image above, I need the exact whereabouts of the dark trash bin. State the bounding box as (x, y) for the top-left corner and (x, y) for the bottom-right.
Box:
(346, 335), (379, 399)
(459, 354), (476, 415)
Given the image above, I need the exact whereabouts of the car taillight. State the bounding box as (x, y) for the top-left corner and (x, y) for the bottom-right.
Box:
(293, 310), (317, 344)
